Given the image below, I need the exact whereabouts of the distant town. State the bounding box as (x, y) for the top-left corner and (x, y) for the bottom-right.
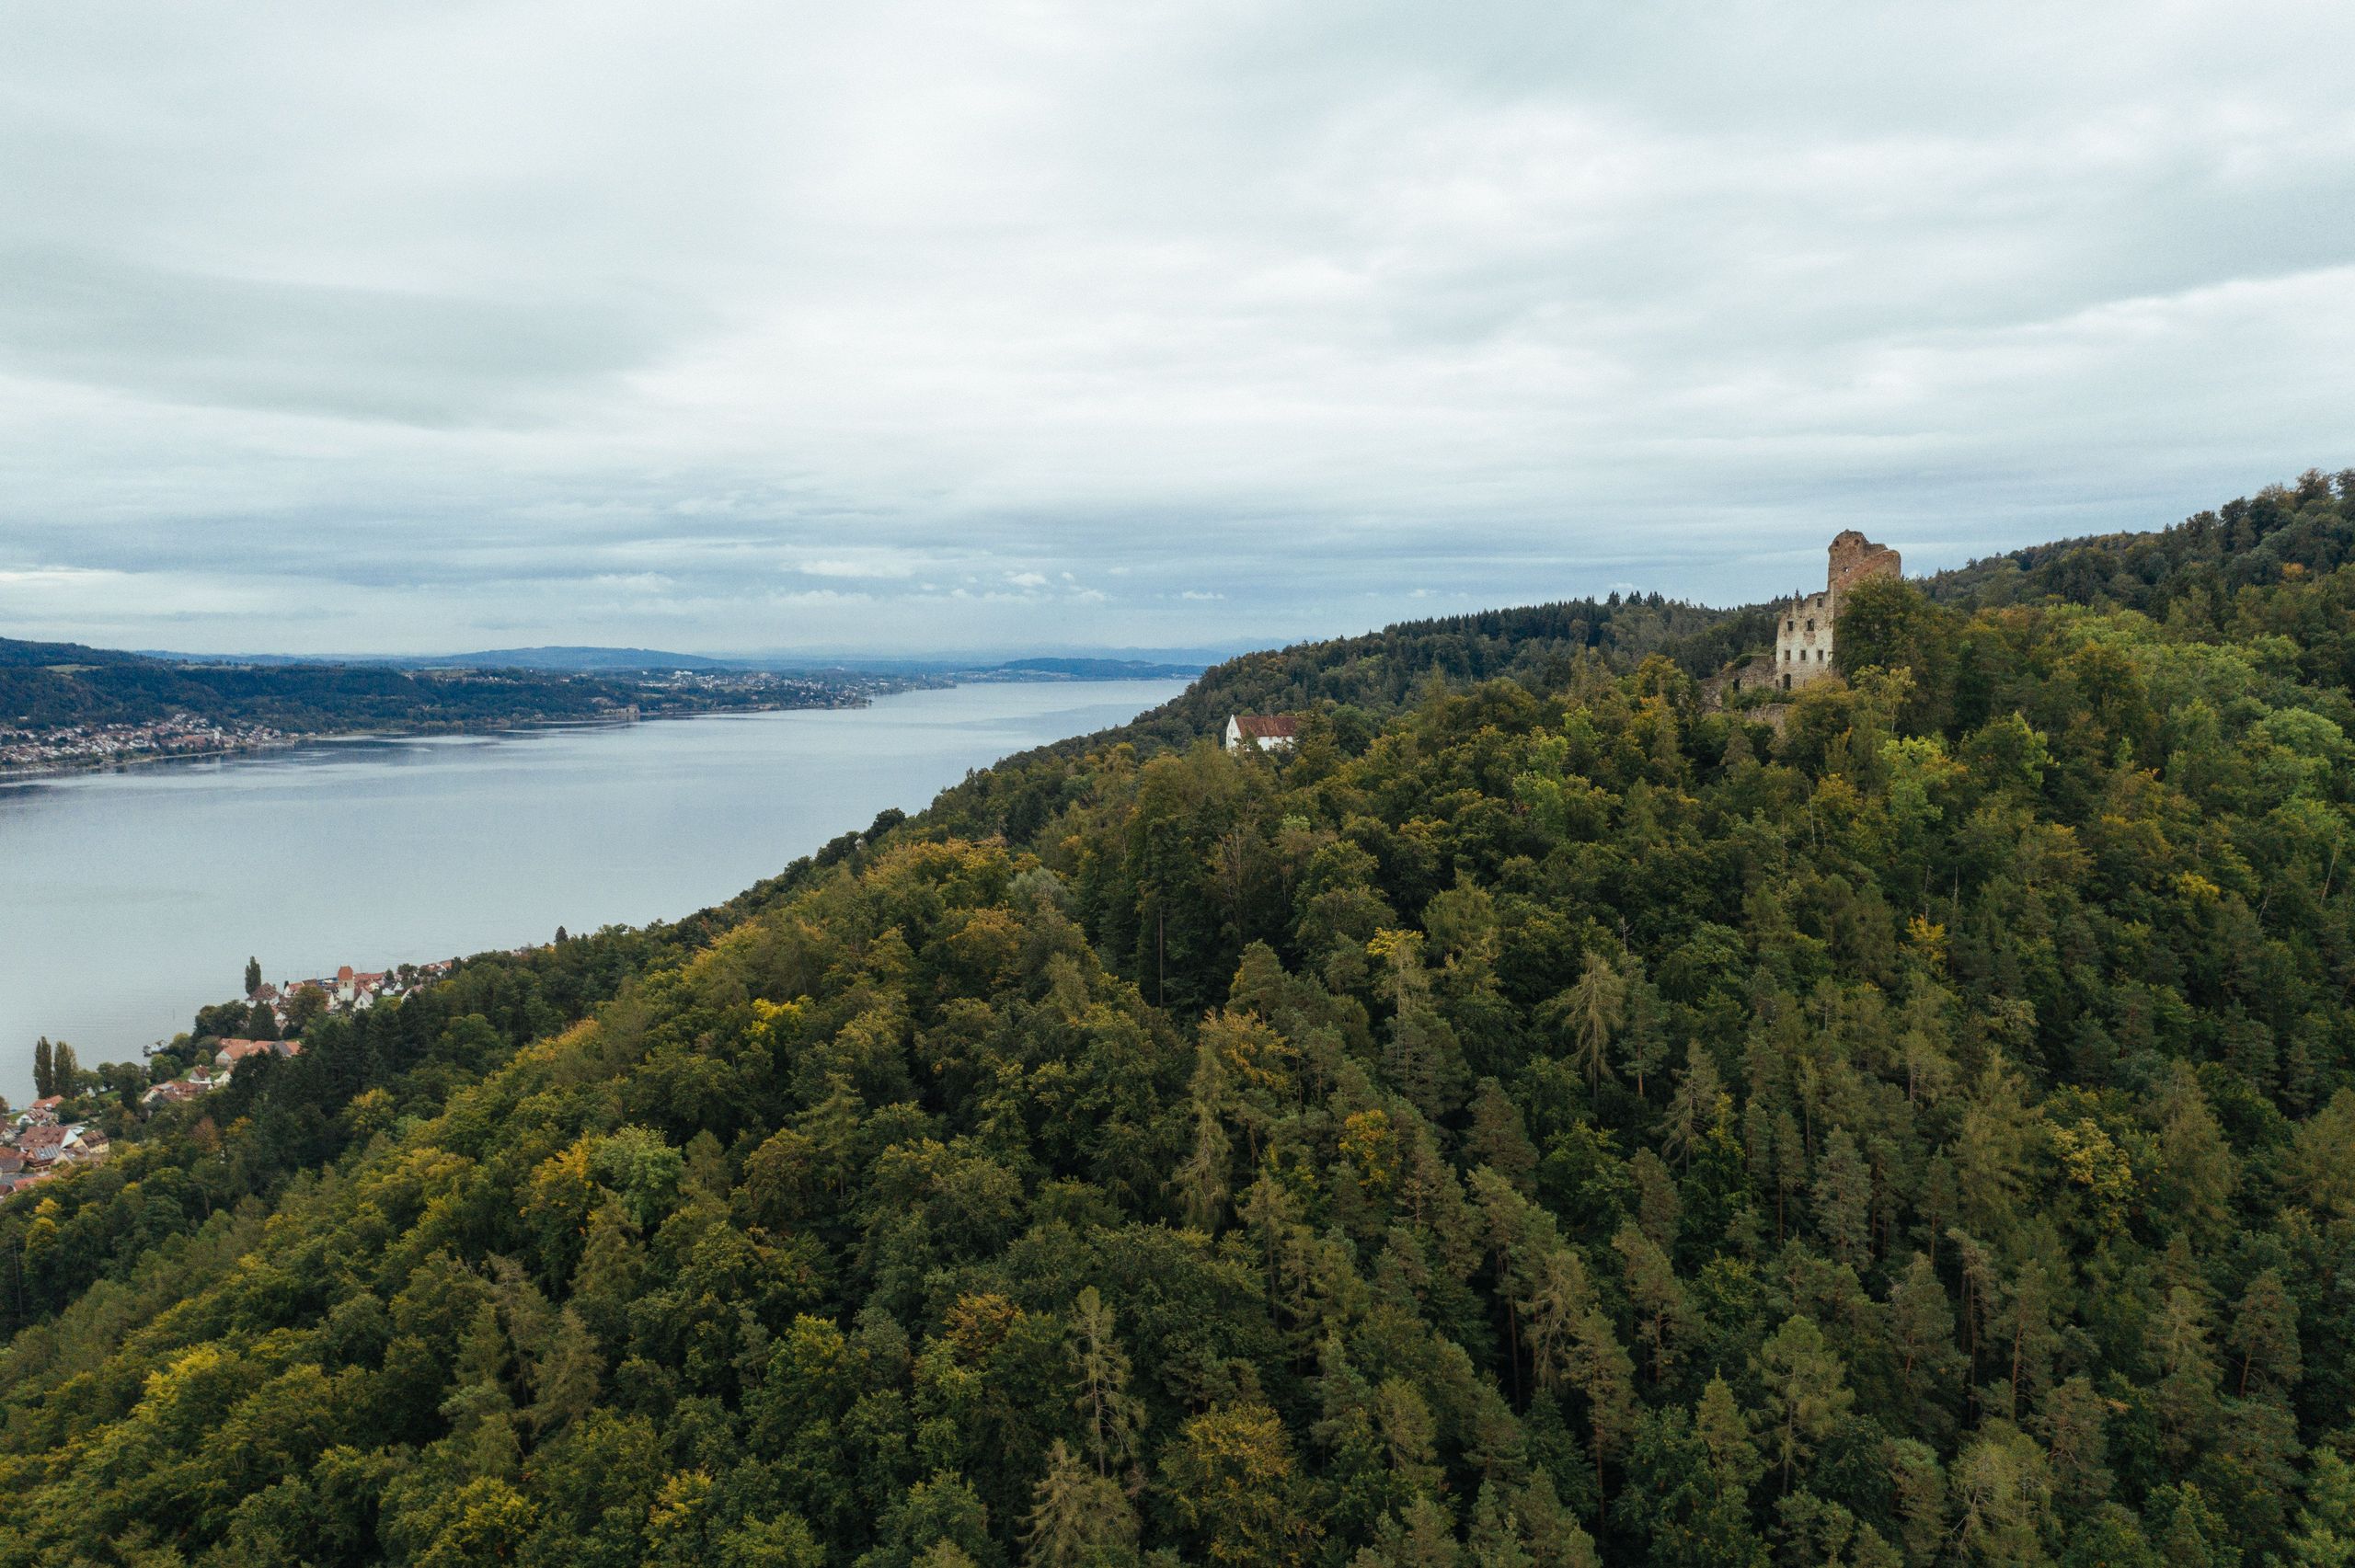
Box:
(0, 641), (1202, 779)
(0, 667), (905, 778)
(0, 712), (294, 773)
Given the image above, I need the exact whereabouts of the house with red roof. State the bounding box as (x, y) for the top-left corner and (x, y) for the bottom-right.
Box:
(213, 1038), (274, 1070)
(1224, 713), (1300, 754)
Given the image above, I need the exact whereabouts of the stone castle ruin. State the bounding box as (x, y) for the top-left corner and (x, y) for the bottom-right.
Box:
(1725, 531), (1902, 696)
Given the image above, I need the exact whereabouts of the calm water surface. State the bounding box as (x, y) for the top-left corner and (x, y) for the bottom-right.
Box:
(0, 679), (1184, 1098)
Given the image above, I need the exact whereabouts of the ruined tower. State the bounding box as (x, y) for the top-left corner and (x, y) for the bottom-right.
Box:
(1772, 531), (1901, 692)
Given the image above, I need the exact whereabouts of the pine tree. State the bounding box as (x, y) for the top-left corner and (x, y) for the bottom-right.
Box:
(1612, 1221), (1686, 1384)
(1377, 932), (1469, 1120)
(49, 1042), (78, 1097)
(31, 1036), (50, 1099)
(1376, 1494), (1462, 1568)
(1628, 1149), (1680, 1254)
(2038, 1375), (2113, 1509)
(1519, 1244), (1592, 1396)
(1552, 952), (1626, 1092)
(1754, 1315), (1854, 1491)
(2147, 1286), (2223, 1466)
(1465, 1482), (1535, 1568)
(1174, 1094), (1233, 1232)
(1659, 1042), (1725, 1169)
(1068, 1287), (1142, 1476)
(1810, 1127), (1873, 1272)
(1617, 959), (1671, 1100)
(1887, 1252), (1964, 1417)
(1566, 1306), (1638, 1494)
(529, 1307), (603, 1437)
(2229, 1267), (2302, 1399)
(2282, 1447), (2355, 1568)
(243, 956), (261, 996)
(1694, 1374), (1765, 1501)
(1466, 1078), (1539, 1194)
(1022, 1440), (1139, 1568)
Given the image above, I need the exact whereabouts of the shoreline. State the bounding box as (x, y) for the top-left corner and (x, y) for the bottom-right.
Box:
(0, 695), (884, 784)
(1, 676), (1189, 1085)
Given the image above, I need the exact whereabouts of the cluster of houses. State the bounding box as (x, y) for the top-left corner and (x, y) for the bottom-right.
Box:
(247, 958), (457, 1030)
(140, 1035), (304, 1110)
(1, 948), (469, 1201)
(132, 955), (454, 1114)
(0, 1097), (110, 1195)
(0, 713), (289, 774)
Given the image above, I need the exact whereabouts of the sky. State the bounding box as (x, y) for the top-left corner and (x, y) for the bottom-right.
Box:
(1, 1), (2351, 657)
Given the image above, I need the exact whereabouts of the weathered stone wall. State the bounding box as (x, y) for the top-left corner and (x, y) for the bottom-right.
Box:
(1775, 589), (1836, 689)
(1828, 530), (1901, 594)
(1766, 532), (1901, 692)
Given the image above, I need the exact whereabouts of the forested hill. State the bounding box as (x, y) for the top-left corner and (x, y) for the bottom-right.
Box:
(1923, 468), (2355, 615)
(6, 475), (2355, 1568)
(0, 640), (880, 740)
(957, 593), (1779, 773)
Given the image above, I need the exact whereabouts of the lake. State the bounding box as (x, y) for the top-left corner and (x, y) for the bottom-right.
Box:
(0, 678), (1186, 1101)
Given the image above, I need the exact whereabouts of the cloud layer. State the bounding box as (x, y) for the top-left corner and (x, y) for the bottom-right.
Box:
(3, 1), (2350, 653)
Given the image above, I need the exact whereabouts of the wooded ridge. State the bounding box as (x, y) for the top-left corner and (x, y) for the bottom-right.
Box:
(3, 470), (2353, 1568)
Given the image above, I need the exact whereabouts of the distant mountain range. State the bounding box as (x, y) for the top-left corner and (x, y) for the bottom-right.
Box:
(416, 646), (742, 672)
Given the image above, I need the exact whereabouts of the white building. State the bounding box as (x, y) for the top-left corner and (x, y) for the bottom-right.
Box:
(1225, 714), (1299, 753)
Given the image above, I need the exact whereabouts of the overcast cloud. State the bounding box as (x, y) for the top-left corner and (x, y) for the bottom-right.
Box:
(2, 0), (2350, 655)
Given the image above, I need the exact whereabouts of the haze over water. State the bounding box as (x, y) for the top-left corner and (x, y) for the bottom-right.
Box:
(0, 679), (1185, 1102)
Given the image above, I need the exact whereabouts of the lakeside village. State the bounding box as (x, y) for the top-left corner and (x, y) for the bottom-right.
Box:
(0, 668), (907, 777)
(5, 956), (458, 1196)
(0, 713), (293, 773)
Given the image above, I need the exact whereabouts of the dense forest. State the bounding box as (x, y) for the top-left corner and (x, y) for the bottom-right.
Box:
(0, 639), (879, 737)
(5, 471), (2355, 1568)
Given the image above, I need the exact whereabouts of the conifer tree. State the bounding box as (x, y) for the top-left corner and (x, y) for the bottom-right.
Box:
(1067, 1288), (1142, 1476)
(2229, 1267), (2302, 1399)
(1809, 1127), (1873, 1272)
(1023, 1440), (1139, 1568)
(528, 1307), (603, 1437)
(1612, 1221), (1686, 1384)
(1659, 1042), (1724, 1170)
(1754, 1316), (1853, 1492)
(1376, 931), (1469, 1120)
(1553, 952), (1626, 1092)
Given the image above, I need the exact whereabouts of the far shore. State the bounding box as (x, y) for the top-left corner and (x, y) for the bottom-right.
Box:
(0, 696), (883, 784)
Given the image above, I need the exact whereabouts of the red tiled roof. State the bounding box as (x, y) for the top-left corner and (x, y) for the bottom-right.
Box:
(1234, 714), (1299, 739)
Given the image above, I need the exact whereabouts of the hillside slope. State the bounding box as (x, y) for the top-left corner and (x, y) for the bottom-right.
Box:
(5, 477), (2355, 1568)
(0, 641), (711, 734)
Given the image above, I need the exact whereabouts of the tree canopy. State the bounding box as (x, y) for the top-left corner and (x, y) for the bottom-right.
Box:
(5, 474), (2355, 1568)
